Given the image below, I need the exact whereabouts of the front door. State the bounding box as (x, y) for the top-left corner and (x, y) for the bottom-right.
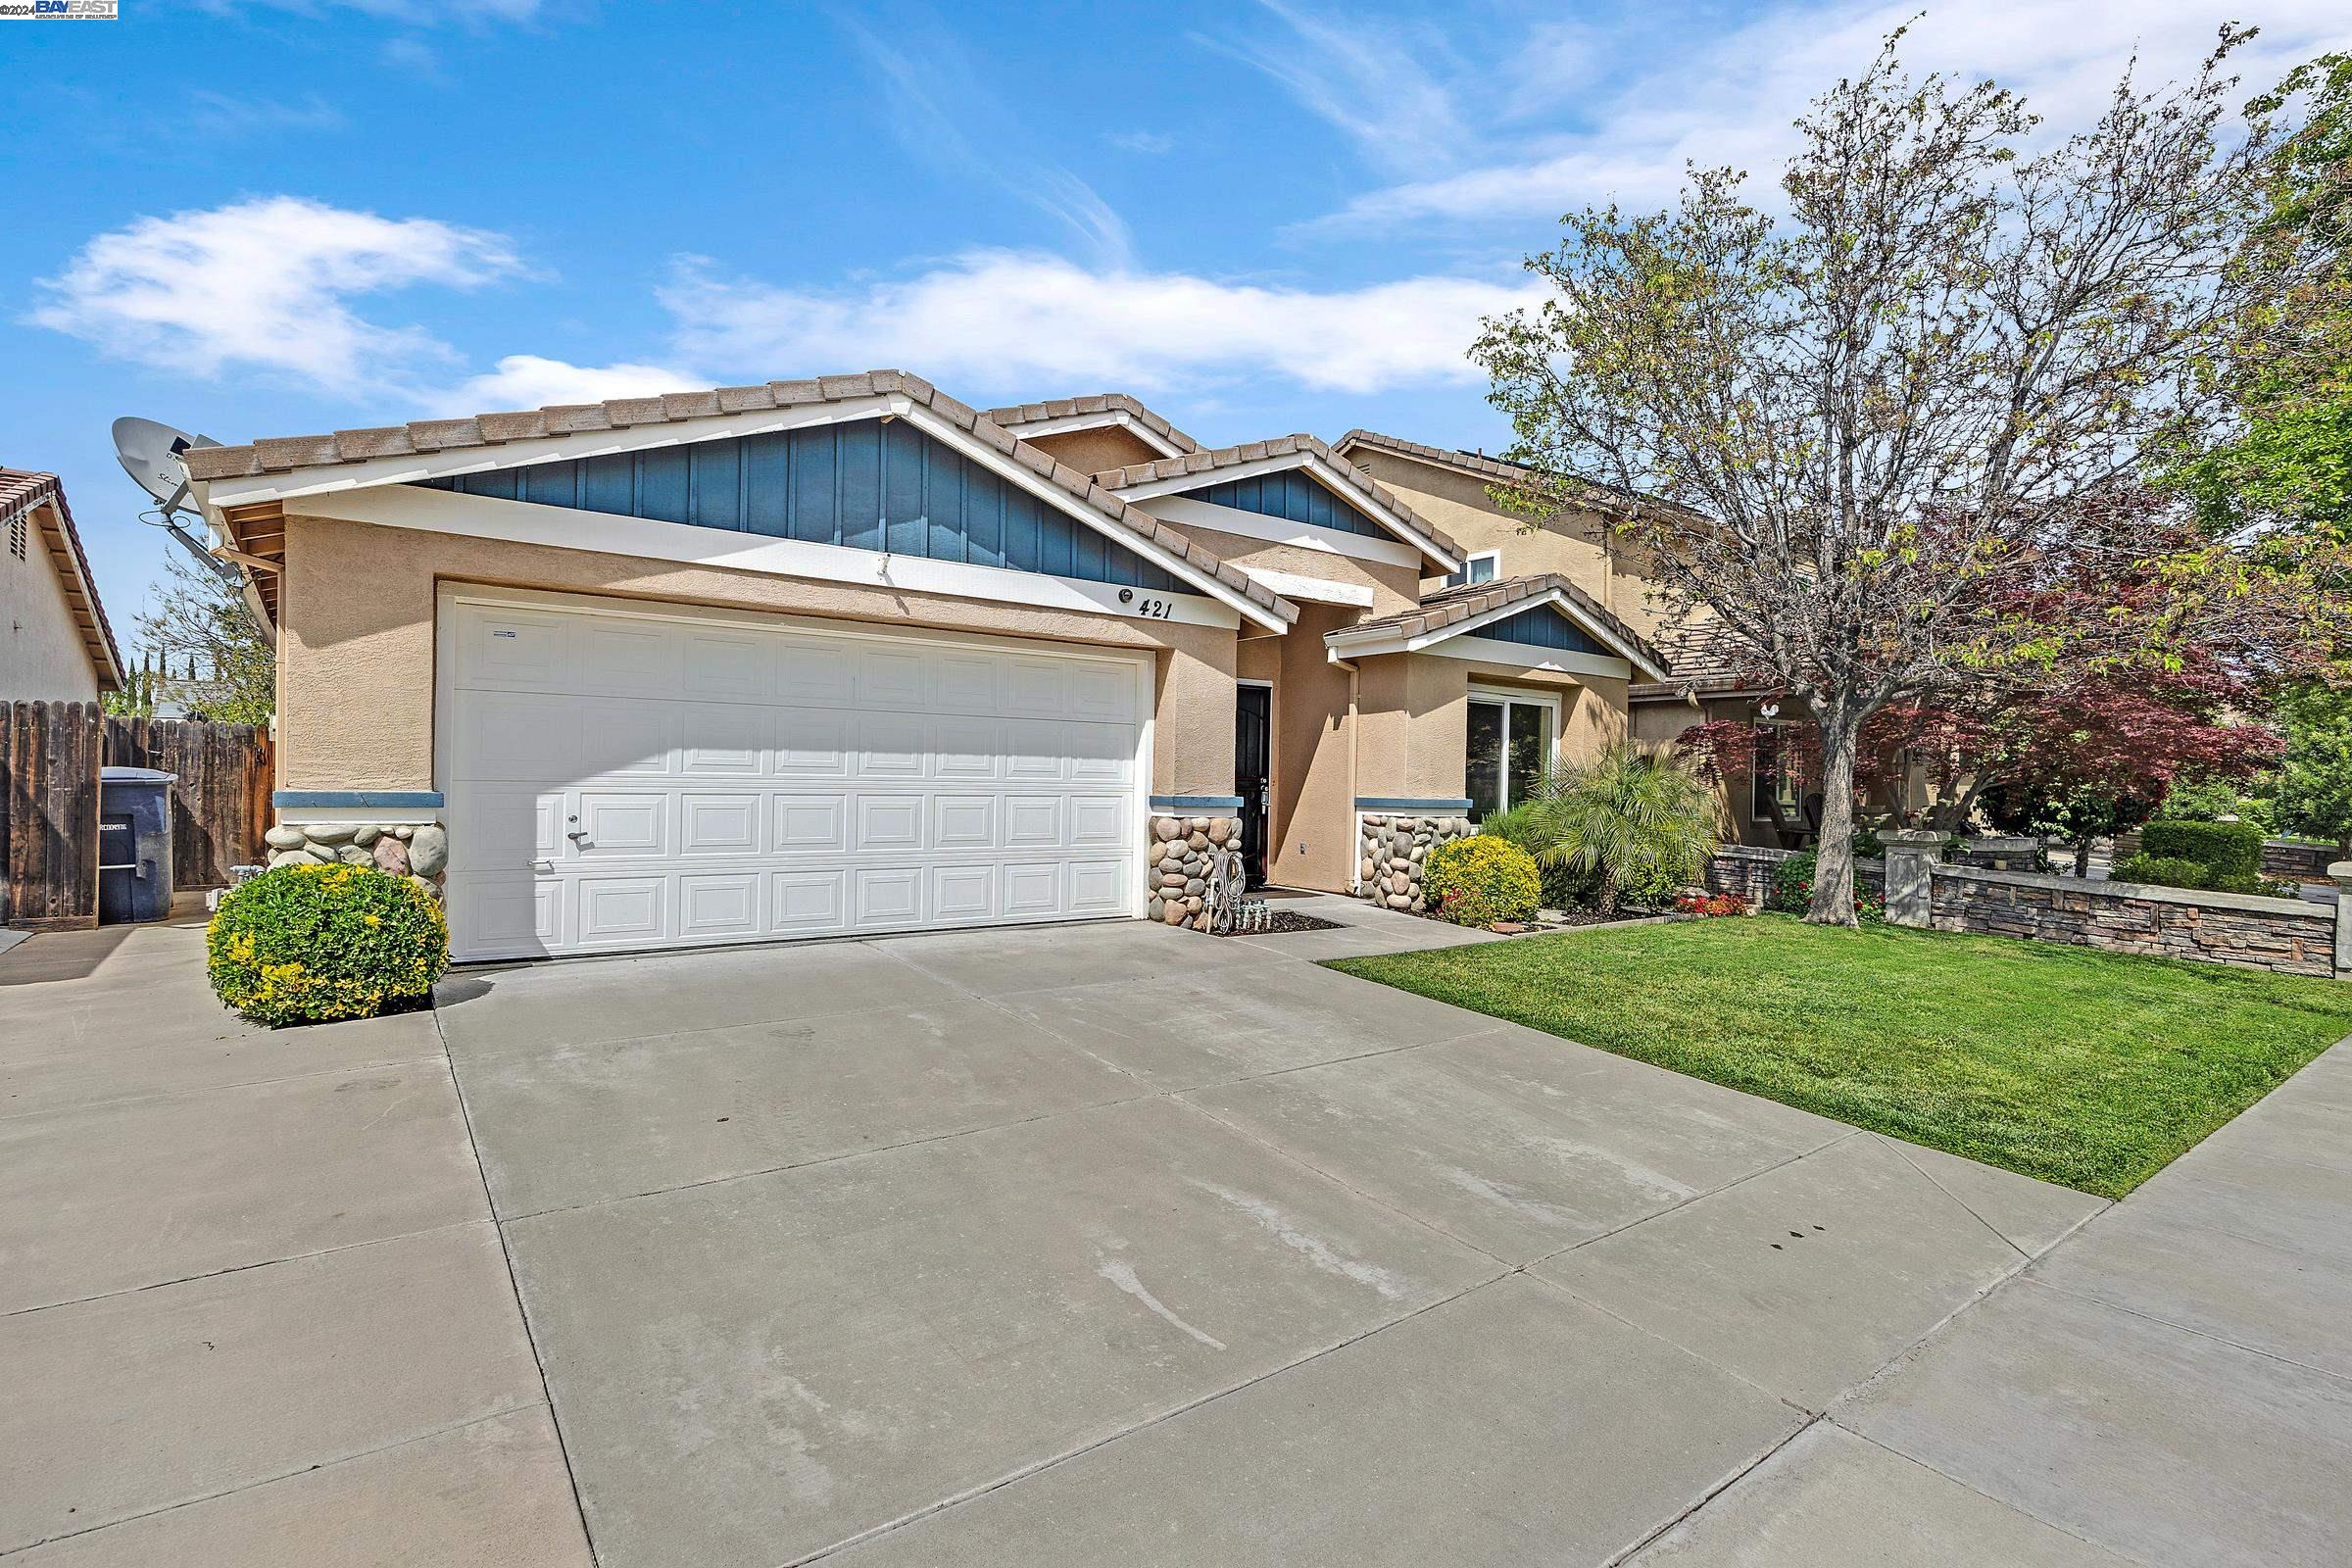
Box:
(1235, 684), (1271, 886)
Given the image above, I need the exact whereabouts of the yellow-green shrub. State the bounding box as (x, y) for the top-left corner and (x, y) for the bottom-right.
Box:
(1424, 835), (1543, 926)
(207, 862), (448, 1027)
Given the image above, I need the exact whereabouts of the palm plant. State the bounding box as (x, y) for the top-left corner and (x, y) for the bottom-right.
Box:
(1531, 744), (1723, 915)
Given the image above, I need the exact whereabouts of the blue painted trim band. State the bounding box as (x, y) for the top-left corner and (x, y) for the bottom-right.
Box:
(274, 791), (446, 809)
(1150, 795), (1244, 810)
(1354, 797), (1472, 811)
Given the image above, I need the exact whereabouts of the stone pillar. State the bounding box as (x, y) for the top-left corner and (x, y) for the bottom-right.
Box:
(1148, 813), (1243, 933)
(1957, 834), (2039, 871)
(1355, 811), (1473, 914)
(1882, 829), (1945, 929)
(2333, 862), (2352, 978)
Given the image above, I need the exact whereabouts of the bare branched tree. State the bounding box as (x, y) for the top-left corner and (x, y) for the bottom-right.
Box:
(1474, 24), (2286, 924)
(133, 551), (274, 724)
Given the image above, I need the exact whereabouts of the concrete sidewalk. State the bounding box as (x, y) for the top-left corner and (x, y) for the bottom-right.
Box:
(1639, 1037), (2352, 1567)
(0, 907), (591, 1566)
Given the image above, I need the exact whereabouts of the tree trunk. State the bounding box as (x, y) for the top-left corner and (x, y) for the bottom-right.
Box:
(1805, 715), (1862, 928)
(1596, 874), (1620, 918)
(2074, 839), (2093, 878)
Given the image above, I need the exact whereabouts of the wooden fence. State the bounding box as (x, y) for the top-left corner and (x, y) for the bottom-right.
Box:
(1, 702), (273, 930)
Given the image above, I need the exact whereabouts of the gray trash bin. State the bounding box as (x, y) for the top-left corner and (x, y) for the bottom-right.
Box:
(99, 766), (176, 924)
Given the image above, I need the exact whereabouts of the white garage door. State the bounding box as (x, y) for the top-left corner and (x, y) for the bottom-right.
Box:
(441, 594), (1146, 960)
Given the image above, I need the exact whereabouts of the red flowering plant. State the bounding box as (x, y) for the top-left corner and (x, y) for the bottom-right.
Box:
(1674, 891), (1749, 917)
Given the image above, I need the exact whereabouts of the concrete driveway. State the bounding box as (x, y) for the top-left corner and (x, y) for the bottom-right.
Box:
(6, 893), (2348, 1565)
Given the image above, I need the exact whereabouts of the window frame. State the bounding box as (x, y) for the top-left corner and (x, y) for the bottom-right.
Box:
(1466, 684), (1560, 822)
(1447, 550), (1501, 589)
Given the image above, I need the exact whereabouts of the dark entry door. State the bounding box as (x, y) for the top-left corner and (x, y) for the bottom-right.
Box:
(1235, 685), (1272, 886)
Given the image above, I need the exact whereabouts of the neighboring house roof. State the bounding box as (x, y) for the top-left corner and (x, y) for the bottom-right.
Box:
(179, 370), (1298, 633)
(1630, 617), (1772, 702)
(1331, 428), (1685, 520)
(1325, 573), (1671, 680)
(1, 467), (124, 693)
(981, 394), (1201, 457)
(1096, 434), (1464, 570)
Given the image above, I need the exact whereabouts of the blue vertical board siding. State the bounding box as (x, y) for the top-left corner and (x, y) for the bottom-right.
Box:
(1195, 469), (1385, 539)
(418, 418), (1178, 590)
(1481, 604), (1609, 656)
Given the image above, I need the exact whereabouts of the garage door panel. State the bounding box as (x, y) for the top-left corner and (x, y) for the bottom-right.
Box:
(857, 713), (928, 778)
(855, 795), (925, 852)
(679, 872), (761, 938)
(576, 875), (669, 946)
(853, 867), (924, 926)
(680, 793), (761, 856)
(775, 710), (851, 776)
(768, 870), (848, 934)
(445, 599), (1142, 959)
(577, 792), (669, 857)
(773, 795), (848, 852)
(578, 620), (677, 696)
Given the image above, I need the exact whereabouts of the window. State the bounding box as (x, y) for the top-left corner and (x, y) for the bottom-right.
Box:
(1750, 722), (1802, 822)
(1465, 689), (1556, 822)
(1446, 550), (1499, 589)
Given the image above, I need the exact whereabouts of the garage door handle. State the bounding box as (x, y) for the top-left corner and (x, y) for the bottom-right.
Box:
(529, 859), (555, 874)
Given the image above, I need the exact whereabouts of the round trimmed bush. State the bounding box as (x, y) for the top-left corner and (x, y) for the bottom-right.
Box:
(1426, 835), (1542, 926)
(207, 862), (449, 1027)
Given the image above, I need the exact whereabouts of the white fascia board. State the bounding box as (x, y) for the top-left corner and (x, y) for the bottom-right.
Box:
(1427, 637), (1631, 680)
(1143, 495), (1422, 569)
(1232, 564), (1375, 608)
(1326, 586), (1668, 679)
(994, 409), (1189, 459)
(294, 484), (1244, 631)
(192, 395), (902, 510)
(1107, 450), (1461, 572)
(889, 402), (1289, 632)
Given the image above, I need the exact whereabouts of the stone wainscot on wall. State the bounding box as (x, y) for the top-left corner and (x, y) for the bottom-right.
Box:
(1149, 813), (1244, 932)
(1356, 811), (1474, 914)
(266, 818), (448, 904)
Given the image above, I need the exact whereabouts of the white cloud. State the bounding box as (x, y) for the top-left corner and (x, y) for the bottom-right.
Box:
(657, 251), (1539, 396)
(1299, 0), (2352, 229)
(1106, 129), (1177, 155)
(27, 196), (523, 395)
(1196, 1), (1467, 177)
(434, 354), (706, 414)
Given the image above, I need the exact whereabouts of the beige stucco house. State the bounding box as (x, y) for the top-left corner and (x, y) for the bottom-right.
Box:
(1, 469), (123, 705)
(179, 374), (1668, 961)
(1332, 431), (1796, 846)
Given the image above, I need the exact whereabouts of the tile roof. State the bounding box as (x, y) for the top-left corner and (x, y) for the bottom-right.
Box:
(980, 394), (1201, 455)
(177, 371), (1297, 628)
(1629, 617), (1770, 700)
(1095, 434), (1464, 565)
(1, 468), (123, 692)
(1327, 572), (1668, 677)
(1331, 427), (1680, 518)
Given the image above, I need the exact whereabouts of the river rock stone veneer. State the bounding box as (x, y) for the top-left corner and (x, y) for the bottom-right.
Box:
(264, 820), (448, 903)
(1356, 812), (1473, 913)
(1150, 814), (1244, 932)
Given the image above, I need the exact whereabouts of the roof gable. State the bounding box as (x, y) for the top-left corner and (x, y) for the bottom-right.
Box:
(1098, 435), (1462, 570)
(1182, 466), (1390, 542)
(982, 394), (1199, 457)
(1323, 572), (1669, 679)
(1, 469), (123, 692)
(420, 418), (1184, 593)
(1481, 603), (1606, 657)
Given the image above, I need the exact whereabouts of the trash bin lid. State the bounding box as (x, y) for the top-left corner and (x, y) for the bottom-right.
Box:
(100, 766), (177, 784)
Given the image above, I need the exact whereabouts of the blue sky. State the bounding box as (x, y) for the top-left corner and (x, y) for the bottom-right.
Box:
(9, 0), (2348, 641)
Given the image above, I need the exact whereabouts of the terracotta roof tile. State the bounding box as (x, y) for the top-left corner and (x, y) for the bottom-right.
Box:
(982, 393), (1201, 455)
(1629, 618), (1768, 700)
(1097, 432), (1465, 565)
(1332, 427), (1680, 519)
(1328, 572), (1668, 677)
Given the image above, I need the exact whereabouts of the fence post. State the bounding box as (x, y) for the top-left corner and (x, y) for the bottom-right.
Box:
(1883, 830), (1945, 929)
(2333, 862), (2352, 979)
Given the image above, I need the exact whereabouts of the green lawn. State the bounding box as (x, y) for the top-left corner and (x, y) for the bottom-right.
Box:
(1327, 917), (2352, 1199)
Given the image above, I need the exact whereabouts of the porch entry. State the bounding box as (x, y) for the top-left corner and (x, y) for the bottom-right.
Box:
(1235, 682), (1271, 886)
(1466, 688), (1558, 824)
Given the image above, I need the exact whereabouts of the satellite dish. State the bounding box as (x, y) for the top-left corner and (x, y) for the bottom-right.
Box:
(113, 416), (243, 592)
(113, 416), (220, 517)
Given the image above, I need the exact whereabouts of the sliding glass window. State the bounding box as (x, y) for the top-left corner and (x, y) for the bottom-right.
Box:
(1465, 690), (1557, 822)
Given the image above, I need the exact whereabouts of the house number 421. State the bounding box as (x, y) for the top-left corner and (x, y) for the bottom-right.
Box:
(1118, 589), (1175, 619)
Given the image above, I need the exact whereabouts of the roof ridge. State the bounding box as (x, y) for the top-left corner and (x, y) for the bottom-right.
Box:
(177, 371), (1297, 630)
(1329, 568), (1667, 677)
(980, 393), (1201, 455)
(1094, 432), (1464, 565)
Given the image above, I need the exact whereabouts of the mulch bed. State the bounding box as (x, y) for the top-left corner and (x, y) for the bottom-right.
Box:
(1210, 910), (1347, 937)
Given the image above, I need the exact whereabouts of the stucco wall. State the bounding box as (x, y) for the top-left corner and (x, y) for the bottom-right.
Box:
(1347, 450), (1667, 635)
(1, 504), (101, 702)
(1354, 653), (1469, 803)
(276, 513), (1238, 798)
(1139, 517), (1424, 616)
(1020, 425), (1168, 476)
(1265, 606), (1359, 892)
